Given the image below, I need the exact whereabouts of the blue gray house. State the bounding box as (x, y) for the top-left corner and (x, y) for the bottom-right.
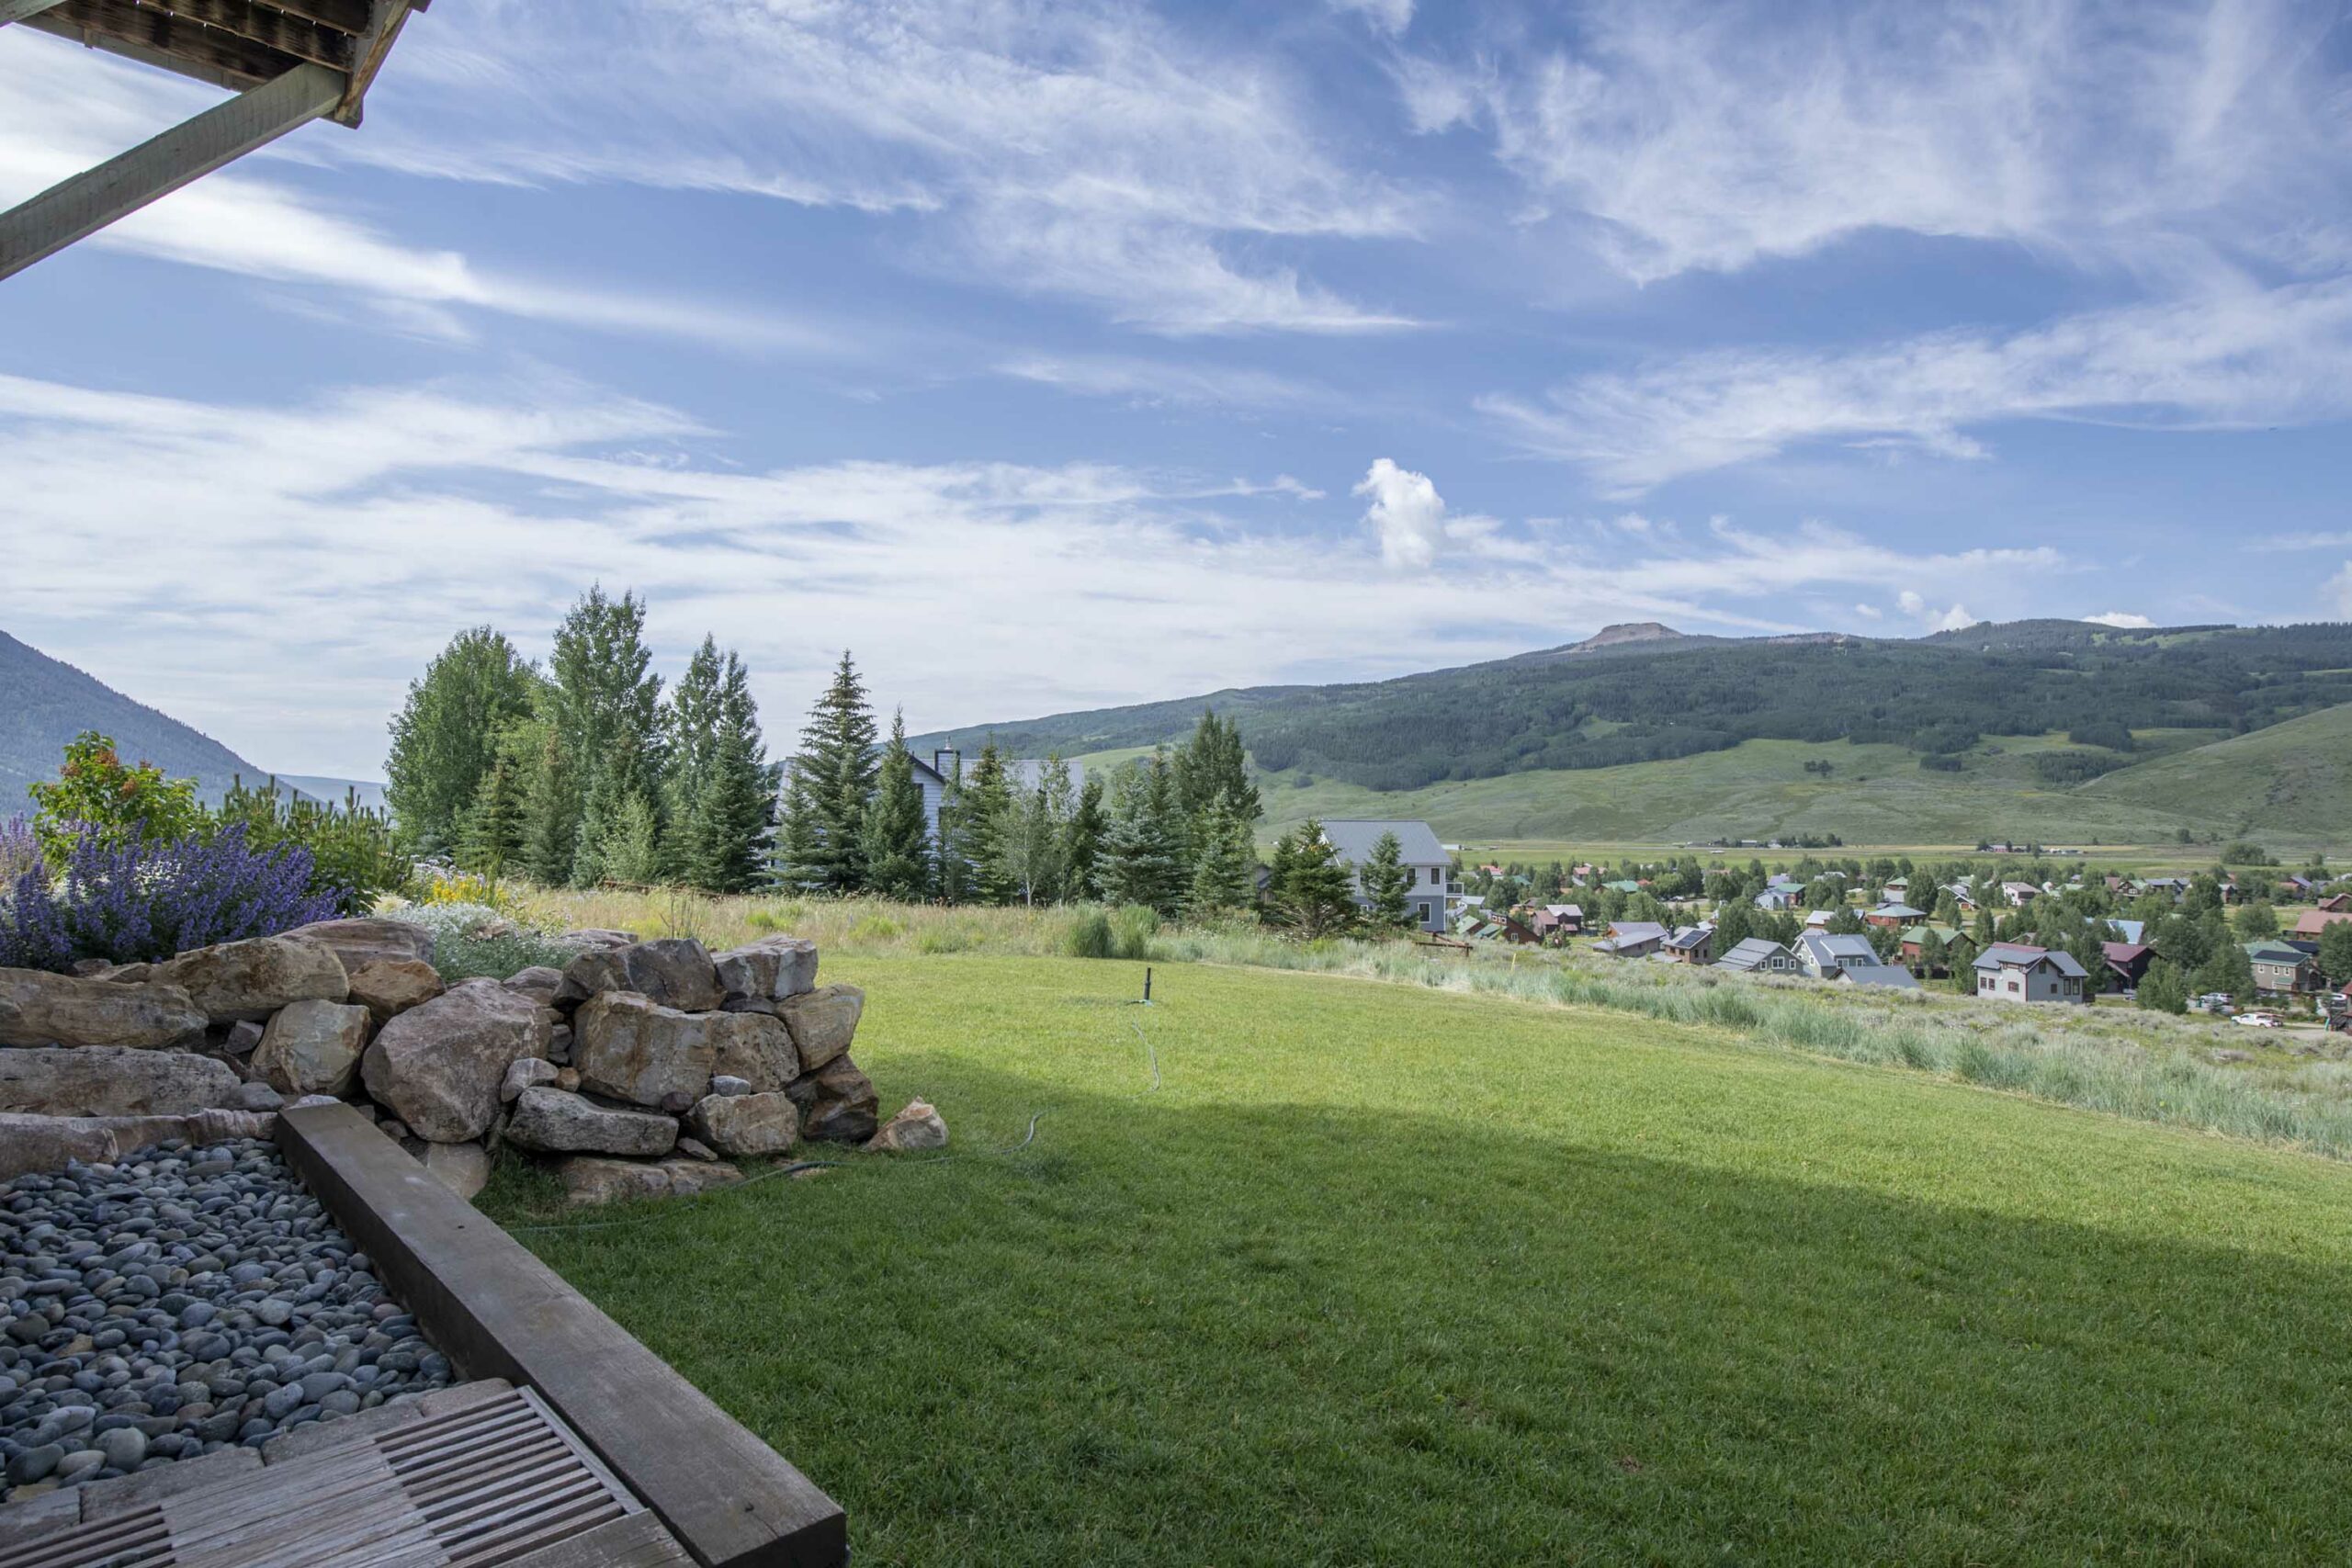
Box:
(1318, 819), (1450, 933)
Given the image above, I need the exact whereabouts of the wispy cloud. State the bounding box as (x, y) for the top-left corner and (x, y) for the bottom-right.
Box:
(996, 355), (1323, 411)
(1422, 0), (2350, 283)
(2085, 611), (2156, 628)
(0, 373), (2075, 774)
(1482, 279), (2352, 491)
(0, 43), (839, 354)
(324, 1), (1422, 335)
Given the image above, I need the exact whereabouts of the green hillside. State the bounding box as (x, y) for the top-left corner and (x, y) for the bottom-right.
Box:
(0, 628), (268, 808)
(2080, 702), (2352, 842)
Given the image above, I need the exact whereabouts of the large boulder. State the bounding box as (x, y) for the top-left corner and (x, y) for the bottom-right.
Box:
(707, 1012), (799, 1093)
(252, 998), (371, 1097)
(361, 978), (548, 1143)
(560, 929), (638, 952)
(0, 969), (206, 1049)
(347, 960), (445, 1028)
(0, 1110), (266, 1179)
(151, 935), (348, 1023)
(572, 993), (718, 1108)
(686, 1090), (798, 1156)
(560, 1155), (742, 1208)
(505, 1088), (678, 1156)
(786, 1053), (879, 1145)
(777, 984), (863, 1072)
(501, 966), (564, 1009)
(553, 939), (723, 1013)
(0, 1048), (240, 1117)
(714, 936), (819, 1007)
(867, 1099), (948, 1153)
(283, 917), (435, 974)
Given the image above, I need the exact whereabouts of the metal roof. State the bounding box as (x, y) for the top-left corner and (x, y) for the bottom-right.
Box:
(1319, 818), (1447, 865)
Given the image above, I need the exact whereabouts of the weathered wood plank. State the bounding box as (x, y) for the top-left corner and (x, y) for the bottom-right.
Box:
(143, 0), (350, 69)
(0, 60), (342, 280)
(261, 0), (366, 32)
(501, 1511), (696, 1568)
(36, 0), (302, 85)
(277, 1103), (849, 1568)
(0, 1), (71, 27)
(78, 1442), (263, 1521)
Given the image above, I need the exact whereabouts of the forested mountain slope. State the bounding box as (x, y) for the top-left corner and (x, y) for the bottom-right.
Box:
(919, 621), (2352, 794)
(0, 629), (272, 808)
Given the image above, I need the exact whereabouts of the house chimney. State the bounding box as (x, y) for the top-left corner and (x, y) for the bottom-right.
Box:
(933, 748), (960, 778)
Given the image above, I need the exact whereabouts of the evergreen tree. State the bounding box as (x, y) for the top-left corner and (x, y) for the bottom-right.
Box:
(1187, 799), (1260, 916)
(994, 757), (1074, 907)
(456, 726), (531, 876)
(385, 627), (541, 855)
(1711, 900), (1754, 952)
(545, 587), (663, 886)
(2233, 900), (2280, 939)
(659, 637), (727, 877)
(574, 732), (661, 887)
(775, 651), (879, 892)
(951, 743), (1016, 904)
(2193, 940), (2256, 1001)
(1268, 819), (1358, 939)
(860, 712), (933, 902)
(1172, 711), (1261, 825)
(1357, 829), (1413, 931)
(932, 761), (975, 905)
(1099, 751), (1189, 916)
(661, 642), (771, 892)
(515, 721), (579, 887)
(1062, 775), (1106, 901)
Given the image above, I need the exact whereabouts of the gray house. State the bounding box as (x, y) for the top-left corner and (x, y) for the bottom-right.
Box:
(1716, 938), (1800, 975)
(1972, 943), (2089, 1003)
(1320, 819), (1451, 933)
(1793, 931), (1884, 980)
(911, 750), (1085, 851)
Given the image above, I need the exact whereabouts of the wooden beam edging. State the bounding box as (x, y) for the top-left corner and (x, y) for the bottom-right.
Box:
(272, 1103), (848, 1568)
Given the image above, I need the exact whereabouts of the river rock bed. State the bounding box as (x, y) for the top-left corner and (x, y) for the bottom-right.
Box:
(0, 1137), (452, 1495)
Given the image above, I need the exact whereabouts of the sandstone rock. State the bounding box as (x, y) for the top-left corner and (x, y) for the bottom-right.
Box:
(422, 1140), (490, 1201)
(572, 993), (718, 1108)
(501, 966), (564, 1008)
(361, 978), (548, 1143)
(505, 1088), (677, 1156)
(69, 958), (109, 977)
(0, 969), (206, 1049)
(777, 984), (863, 1072)
(662, 1159), (744, 1196)
(560, 929), (638, 952)
(0, 1109), (267, 1179)
(0, 1048), (239, 1117)
(707, 1012), (798, 1093)
(283, 917), (435, 974)
(559, 1156), (669, 1207)
(253, 998), (371, 1097)
(787, 1053), (879, 1145)
(713, 935), (819, 1006)
(501, 1057), (560, 1102)
(555, 1067), (580, 1092)
(686, 1090), (798, 1156)
(673, 1135), (718, 1162)
(151, 935), (348, 1023)
(346, 960), (445, 1028)
(379, 1118), (410, 1141)
(222, 1020), (265, 1056)
(866, 1099), (948, 1153)
(553, 939), (725, 1013)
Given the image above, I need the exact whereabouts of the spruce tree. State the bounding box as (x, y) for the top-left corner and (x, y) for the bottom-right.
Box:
(1186, 799), (1259, 916)
(546, 587), (663, 886)
(1100, 751), (1188, 916)
(1357, 829), (1413, 931)
(1710, 900), (1754, 952)
(688, 653), (772, 893)
(515, 721), (579, 886)
(1271, 819), (1359, 939)
(660, 637), (726, 877)
(1062, 775), (1106, 900)
(861, 712), (933, 901)
(775, 651), (879, 892)
(385, 626), (541, 855)
(456, 728), (530, 876)
(955, 743), (1014, 904)
(1172, 710), (1261, 825)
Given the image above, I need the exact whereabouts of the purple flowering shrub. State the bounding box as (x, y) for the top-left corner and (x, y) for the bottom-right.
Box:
(0, 823), (337, 972)
(0, 816), (36, 888)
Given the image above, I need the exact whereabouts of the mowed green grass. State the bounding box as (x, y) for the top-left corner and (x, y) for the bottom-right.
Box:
(486, 957), (2352, 1565)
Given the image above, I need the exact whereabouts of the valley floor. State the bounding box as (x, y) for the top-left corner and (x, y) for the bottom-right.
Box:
(485, 955), (2352, 1565)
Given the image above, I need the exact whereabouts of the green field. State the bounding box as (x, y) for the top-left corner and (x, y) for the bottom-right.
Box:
(490, 956), (2352, 1564)
(1095, 710), (2352, 856)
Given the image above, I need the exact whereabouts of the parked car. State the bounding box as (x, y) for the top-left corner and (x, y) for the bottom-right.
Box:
(2234, 1012), (2280, 1029)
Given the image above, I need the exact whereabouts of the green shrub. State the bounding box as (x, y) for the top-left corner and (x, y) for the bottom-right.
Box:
(386, 902), (582, 981)
(27, 732), (204, 863)
(1066, 909), (1114, 959)
(214, 777), (405, 915)
(1111, 905), (1159, 961)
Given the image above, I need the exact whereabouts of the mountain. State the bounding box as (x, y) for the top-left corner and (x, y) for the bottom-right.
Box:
(1, 629), (288, 810)
(275, 775), (390, 814)
(913, 619), (2352, 849)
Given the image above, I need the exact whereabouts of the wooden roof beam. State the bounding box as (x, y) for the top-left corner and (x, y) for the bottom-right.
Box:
(0, 60), (345, 281)
(0, 1), (72, 24)
(145, 0), (353, 71)
(259, 0), (368, 33)
(20, 0), (303, 89)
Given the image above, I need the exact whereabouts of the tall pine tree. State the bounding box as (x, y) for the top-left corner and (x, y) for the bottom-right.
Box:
(1063, 775), (1106, 901)
(861, 711), (933, 901)
(544, 587), (663, 886)
(1185, 798), (1258, 915)
(1357, 829), (1413, 931)
(1268, 819), (1358, 939)
(953, 743), (1014, 904)
(1100, 750), (1189, 916)
(661, 639), (771, 892)
(775, 651), (878, 892)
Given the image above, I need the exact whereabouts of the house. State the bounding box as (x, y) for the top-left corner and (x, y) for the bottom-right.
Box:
(2104, 919), (2146, 946)
(1864, 902), (1926, 930)
(1803, 909), (1836, 931)
(1898, 925), (1973, 975)
(1836, 964), (1921, 992)
(1601, 879), (1645, 895)
(1755, 887), (1802, 913)
(909, 750), (1090, 852)
(2292, 908), (2352, 940)
(1883, 877), (1910, 899)
(2245, 939), (2322, 996)
(1716, 938), (1800, 975)
(2140, 877), (2191, 901)
(1662, 925), (1714, 964)
(1472, 912), (1543, 945)
(1944, 883), (1980, 913)
(1594, 921), (1668, 959)
(1320, 819), (1451, 934)
(1972, 943), (2090, 1003)
(2321, 893), (2352, 914)
(2101, 942), (2155, 988)
(2000, 880), (2041, 908)
(1793, 931), (1883, 980)
(1527, 903), (1584, 939)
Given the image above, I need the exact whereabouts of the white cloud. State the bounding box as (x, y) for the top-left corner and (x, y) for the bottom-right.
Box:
(1439, 0), (2350, 283)
(1933, 604), (1979, 633)
(309, 1), (1422, 335)
(1897, 591), (1927, 616)
(0, 44), (837, 354)
(1354, 458), (1448, 569)
(1482, 279), (2352, 491)
(1892, 588), (1975, 632)
(1853, 603), (1883, 619)
(2326, 563), (2352, 619)
(995, 355), (1322, 410)
(0, 372), (2078, 774)
(1329, 0), (1414, 36)
(2085, 611), (2156, 628)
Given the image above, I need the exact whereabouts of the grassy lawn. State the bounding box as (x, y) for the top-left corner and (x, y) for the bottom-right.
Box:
(484, 955), (2352, 1564)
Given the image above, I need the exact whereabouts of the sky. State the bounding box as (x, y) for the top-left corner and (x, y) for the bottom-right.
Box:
(4, 0), (2351, 779)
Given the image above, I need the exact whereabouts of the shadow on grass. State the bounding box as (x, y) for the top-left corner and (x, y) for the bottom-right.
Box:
(492, 1063), (2352, 1568)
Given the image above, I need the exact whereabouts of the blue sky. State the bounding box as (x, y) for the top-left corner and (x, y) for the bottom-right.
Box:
(4, 0), (2350, 778)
